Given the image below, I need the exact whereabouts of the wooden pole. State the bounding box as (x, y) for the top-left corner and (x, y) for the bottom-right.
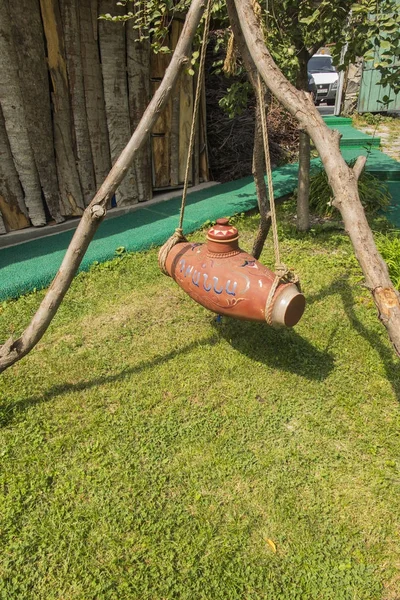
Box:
(0, 0), (208, 373)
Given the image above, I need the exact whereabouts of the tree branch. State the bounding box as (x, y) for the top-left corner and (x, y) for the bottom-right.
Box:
(230, 0), (400, 358)
(353, 155), (367, 180)
(226, 0), (271, 258)
(309, 40), (324, 57)
(0, 0), (208, 373)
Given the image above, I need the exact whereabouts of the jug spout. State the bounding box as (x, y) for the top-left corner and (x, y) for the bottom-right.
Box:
(269, 284), (305, 327)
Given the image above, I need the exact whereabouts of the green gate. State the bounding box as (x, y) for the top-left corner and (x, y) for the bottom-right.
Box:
(358, 55), (400, 113)
(357, 21), (400, 113)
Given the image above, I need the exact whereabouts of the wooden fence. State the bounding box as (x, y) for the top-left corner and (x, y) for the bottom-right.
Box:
(0, 0), (209, 235)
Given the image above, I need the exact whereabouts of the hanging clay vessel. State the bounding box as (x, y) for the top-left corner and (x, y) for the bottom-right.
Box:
(165, 218), (305, 327)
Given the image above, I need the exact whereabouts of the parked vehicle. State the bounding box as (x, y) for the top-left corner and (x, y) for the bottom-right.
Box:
(307, 54), (339, 105)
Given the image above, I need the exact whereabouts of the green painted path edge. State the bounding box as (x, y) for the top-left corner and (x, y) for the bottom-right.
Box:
(1, 118), (400, 302)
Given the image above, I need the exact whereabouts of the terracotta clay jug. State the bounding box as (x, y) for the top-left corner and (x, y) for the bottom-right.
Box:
(165, 218), (305, 327)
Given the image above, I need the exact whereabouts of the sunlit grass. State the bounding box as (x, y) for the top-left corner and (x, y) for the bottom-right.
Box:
(1, 214), (400, 599)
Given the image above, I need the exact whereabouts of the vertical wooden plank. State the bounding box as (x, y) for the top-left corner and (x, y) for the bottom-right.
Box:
(9, 0), (64, 223)
(199, 82), (210, 182)
(151, 41), (172, 189)
(170, 92), (181, 187)
(170, 21), (181, 188)
(151, 45), (171, 79)
(0, 105), (30, 232)
(79, 0), (111, 189)
(151, 81), (172, 188)
(99, 0), (137, 206)
(179, 55), (194, 184)
(40, 0), (85, 216)
(194, 71), (200, 186)
(0, 0), (47, 226)
(90, 0), (99, 42)
(152, 137), (170, 189)
(60, 0), (96, 206)
(126, 21), (152, 202)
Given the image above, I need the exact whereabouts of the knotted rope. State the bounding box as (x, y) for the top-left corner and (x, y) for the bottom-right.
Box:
(158, 0), (213, 275)
(223, 32), (237, 76)
(256, 73), (300, 324)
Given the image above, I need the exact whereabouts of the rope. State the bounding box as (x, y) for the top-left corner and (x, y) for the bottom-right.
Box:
(158, 0), (213, 275)
(256, 74), (281, 267)
(256, 73), (300, 324)
(265, 264), (300, 325)
(251, 0), (262, 21)
(223, 33), (237, 76)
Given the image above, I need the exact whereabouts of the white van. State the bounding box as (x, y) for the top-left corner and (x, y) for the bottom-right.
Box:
(307, 54), (339, 105)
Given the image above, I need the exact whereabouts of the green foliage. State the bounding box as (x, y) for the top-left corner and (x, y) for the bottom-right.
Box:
(375, 231), (400, 289)
(308, 161), (391, 216)
(219, 81), (252, 118)
(339, 0), (400, 95)
(100, 0), (400, 100)
(99, 0), (227, 54)
(100, 0), (399, 124)
(266, 0), (400, 96)
(100, 1), (177, 52)
(356, 112), (383, 125)
(99, 0), (195, 53)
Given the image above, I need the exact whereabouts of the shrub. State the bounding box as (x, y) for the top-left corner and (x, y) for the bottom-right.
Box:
(308, 160), (391, 216)
(375, 231), (400, 289)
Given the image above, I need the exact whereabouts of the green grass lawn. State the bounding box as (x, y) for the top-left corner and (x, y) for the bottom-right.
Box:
(1, 213), (400, 599)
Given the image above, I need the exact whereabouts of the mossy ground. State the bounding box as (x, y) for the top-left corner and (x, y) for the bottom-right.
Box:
(1, 213), (400, 599)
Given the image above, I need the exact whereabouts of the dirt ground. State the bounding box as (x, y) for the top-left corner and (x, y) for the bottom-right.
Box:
(353, 115), (400, 162)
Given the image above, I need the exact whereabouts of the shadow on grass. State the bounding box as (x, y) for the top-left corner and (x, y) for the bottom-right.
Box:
(5, 276), (394, 427)
(0, 337), (216, 428)
(213, 319), (334, 381)
(307, 275), (400, 401)
(1, 321), (333, 428)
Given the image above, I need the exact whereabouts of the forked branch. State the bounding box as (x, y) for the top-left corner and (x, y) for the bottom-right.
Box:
(229, 0), (400, 357)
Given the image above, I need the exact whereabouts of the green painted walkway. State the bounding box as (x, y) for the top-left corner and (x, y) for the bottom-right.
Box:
(323, 116), (382, 149)
(1, 116), (400, 302)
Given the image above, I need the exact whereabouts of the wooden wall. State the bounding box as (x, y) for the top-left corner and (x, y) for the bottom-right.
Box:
(0, 0), (209, 235)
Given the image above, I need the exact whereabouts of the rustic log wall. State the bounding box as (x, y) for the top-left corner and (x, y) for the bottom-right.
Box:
(0, 1), (208, 235)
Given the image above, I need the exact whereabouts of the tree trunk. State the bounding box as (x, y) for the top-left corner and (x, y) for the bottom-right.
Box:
(296, 56), (311, 231)
(79, 0), (111, 189)
(0, 0), (46, 227)
(297, 130), (310, 231)
(9, 0), (64, 224)
(99, 0), (136, 207)
(225, 1), (271, 259)
(60, 0), (96, 207)
(126, 20), (152, 202)
(40, 0), (85, 217)
(0, 0), (207, 373)
(231, 0), (400, 357)
(0, 105), (30, 232)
